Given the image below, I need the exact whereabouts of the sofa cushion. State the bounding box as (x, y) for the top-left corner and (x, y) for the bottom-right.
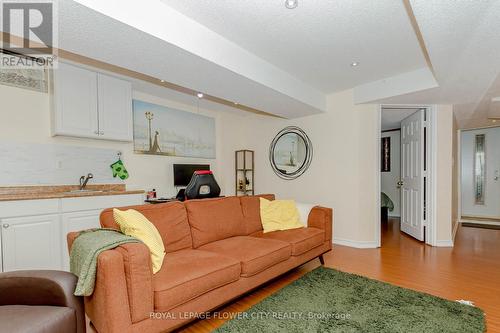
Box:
(259, 198), (304, 233)
(185, 197), (246, 248)
(239, 194), (275, 235)
(101, 202), (192, 252)
(113, 208), (165, 273)
(199, 236), (291, 277)
(153, 249), (241, 311)
(0, 305), (76, 333)
(251, 227), (324, 256)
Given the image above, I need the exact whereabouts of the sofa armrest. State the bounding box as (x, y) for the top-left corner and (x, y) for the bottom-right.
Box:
(0, 270), (85, 333)
(115, 243), (154, 323)
(308, 206), (333, 242)
(67, 231), (154, 332)
(67, 231), (80, 253)
(85, 249), (133, 333)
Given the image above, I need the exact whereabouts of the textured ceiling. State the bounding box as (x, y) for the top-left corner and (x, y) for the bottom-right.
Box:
(59, 0), (324, 118)
(377, 0), (500, 128)
(160, 0), (427, 94)
(63, 0), (500, 123)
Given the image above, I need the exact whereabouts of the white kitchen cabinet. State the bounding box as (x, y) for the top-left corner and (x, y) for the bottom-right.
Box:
(52, 62), (133, 142)
(97, 73), (133, 141)
(61, 210), (101, 271)
(0, 193), (143, 272)
(52, 62), (99, 138)
(1, 214), (61, 271)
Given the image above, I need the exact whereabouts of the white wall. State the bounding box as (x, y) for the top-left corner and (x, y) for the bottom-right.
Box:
(435, 105), (454, 244)
(0, 84), (245, 198)
(0, 81), (457, 247)
(461, 126), (500, 218)
(0, 142), (122, 185)
(236, 89), (380, 246)
(381, 131), (401, 217)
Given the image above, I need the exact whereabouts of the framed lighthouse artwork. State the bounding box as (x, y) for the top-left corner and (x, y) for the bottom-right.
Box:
(132, 100), (216, 159)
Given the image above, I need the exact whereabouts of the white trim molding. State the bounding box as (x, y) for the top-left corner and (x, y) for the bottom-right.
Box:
(333, 238), (379, 249)
(375, 105), (382, 248)
(427, 105), (439, 246)
(377, 105), (438, 247)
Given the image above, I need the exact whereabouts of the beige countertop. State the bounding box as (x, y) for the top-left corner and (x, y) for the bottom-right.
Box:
(0, 184), (145, 201)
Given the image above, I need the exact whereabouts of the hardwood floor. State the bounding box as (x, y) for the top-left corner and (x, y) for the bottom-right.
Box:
(179, 219), (500, 332)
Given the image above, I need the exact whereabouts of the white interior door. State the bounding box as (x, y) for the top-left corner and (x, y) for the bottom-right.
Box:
(400, 110), (425, 241)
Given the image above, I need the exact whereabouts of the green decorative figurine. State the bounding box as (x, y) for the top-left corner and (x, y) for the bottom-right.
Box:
(110, 153), (129, 180)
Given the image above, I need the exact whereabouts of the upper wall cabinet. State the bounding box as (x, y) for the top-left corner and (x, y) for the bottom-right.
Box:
(97, 73), (133, 141)
(52, 62), (133, 142)
(52, 63), (98, 138)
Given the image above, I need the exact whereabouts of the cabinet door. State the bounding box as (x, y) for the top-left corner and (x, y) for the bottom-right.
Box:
(97, 73), (133, 141)
(53, 62), (99, 138)
(1, 214), (61, 271)
(61, 210), (101, 271)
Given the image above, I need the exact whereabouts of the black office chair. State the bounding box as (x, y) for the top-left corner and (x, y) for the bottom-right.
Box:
(185, 170), (221, 200)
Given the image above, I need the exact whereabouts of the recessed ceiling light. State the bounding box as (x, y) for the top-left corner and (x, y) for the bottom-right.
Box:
(160, 79), (165, 83)
(234, 102), (239, 105)
(350, 62), (359, 67)
(197, 92), (204, 98)
(285, 0), (298, 9)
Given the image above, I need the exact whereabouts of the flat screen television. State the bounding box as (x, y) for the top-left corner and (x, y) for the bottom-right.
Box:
(173, 164), (210, 187)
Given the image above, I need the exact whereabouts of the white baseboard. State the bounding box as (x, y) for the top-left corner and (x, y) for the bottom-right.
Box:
(460, 219), (500, 226)
(435, 239), (454, 247)
(333, 238), (379, 249)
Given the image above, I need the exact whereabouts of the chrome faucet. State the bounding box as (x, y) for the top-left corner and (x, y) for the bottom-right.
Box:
(79, 173), (94, 190)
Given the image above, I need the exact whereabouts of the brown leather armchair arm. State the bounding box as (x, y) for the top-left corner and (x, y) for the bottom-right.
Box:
(0, 270), (85, 333)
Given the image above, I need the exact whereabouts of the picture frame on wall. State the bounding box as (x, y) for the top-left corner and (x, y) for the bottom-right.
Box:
(381, 137), (391, 172)
(132, 100), (216, 159)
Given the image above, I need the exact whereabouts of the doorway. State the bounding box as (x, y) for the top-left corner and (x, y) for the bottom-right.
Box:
(378, 106), (437, 247)
(459, 126), (500, 226)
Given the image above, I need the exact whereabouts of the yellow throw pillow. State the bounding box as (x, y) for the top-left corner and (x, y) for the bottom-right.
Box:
(113, 208), (165, 274)
(260, 198), (304, 233)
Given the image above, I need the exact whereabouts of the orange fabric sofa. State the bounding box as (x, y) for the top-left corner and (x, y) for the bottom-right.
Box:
(67, 194), (333, 333)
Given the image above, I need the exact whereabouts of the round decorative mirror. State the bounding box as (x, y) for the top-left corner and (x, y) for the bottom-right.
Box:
(269, 126), (313, 180)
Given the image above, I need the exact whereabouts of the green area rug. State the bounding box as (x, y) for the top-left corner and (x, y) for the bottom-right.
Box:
(215, 267), (485, 333)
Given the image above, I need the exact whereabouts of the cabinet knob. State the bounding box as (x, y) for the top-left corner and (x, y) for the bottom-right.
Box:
(94, 130), (99, 135)
(2, 224), (9, 229)
(99, 131), (104, 135)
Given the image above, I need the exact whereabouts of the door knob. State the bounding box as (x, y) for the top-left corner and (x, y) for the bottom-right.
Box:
(2, 224), (9, 229)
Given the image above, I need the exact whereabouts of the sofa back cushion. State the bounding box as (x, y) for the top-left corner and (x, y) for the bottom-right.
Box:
(239, 194), (275, 234)
(184, 197), (245, 248)
(100, 202), (192, 252)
